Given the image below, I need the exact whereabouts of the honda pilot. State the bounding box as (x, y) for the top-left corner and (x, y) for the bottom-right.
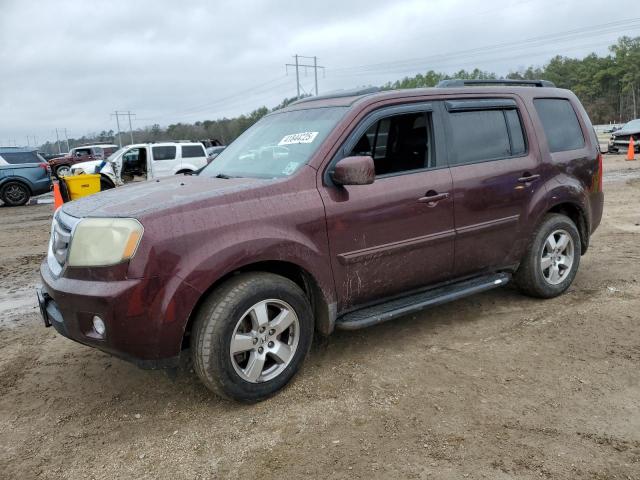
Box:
(38, 80), (604, 402)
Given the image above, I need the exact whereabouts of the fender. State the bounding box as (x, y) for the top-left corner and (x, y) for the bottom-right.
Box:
(536, 173), (592, 251)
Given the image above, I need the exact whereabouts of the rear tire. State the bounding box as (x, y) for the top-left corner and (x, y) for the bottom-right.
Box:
(1, 181), (30, 206)
(191, 272), (313, 402)
(515, 213), (581, 298)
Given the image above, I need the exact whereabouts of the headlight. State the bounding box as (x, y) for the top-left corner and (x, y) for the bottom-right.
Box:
(67, 218), (143, 267)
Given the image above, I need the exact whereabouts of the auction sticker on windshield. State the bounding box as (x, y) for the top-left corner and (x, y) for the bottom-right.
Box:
(278, 132), (319, 146)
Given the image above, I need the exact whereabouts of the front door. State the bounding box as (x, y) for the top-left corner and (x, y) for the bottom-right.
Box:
(443, 98), (543, 276)
(320, 103), (455, 311)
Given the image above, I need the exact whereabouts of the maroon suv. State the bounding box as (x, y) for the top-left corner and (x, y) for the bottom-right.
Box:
(38, 80), (604, 401)
(49, 144), (118, 177)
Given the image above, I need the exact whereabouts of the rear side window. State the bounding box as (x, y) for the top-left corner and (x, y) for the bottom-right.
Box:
(448, 109), (526, 165)
(152, 146), (177, 161)
(181, 145), (205, 158)
(0, 151), (40, 164)
(534, 98), (585, 152)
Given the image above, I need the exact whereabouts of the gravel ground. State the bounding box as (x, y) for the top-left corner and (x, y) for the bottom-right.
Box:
(1, 155), (639, 479)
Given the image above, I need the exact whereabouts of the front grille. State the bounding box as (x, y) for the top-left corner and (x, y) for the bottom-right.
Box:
(47, 210), (80, 276)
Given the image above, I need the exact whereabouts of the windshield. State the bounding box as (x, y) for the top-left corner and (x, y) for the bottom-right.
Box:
(106, 147), (126, 162)
(200, 106), (347, 179)
(621, 119), (640, 132)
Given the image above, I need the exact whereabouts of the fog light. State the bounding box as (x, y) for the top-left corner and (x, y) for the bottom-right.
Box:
(92, 316), (106, 336)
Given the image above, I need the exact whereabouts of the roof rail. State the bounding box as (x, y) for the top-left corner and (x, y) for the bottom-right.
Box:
(290, 87), (381, 106)
(436, 79), (556, 88)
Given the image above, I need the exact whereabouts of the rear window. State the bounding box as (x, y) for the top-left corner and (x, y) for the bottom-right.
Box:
(534, 98), (585, 152)
(152, 146), (177, 161)
(181, 145), (205, 158)
(448, 109), (527, 165)
(0, 151), (41, 164)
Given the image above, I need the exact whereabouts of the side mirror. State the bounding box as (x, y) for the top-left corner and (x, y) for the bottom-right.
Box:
(331, 156), (375, 186)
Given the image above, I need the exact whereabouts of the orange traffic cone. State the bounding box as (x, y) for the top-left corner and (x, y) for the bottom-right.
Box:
(627, 136), (636, 161)
(53, 181), (63, 210)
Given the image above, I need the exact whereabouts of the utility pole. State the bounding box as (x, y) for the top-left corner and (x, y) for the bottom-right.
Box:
(286, 55), (325, 98)
(112, 112), (123, 148)
(64, 128), (70, 152)
(126, 111), (135, 144)
(112, 111), (135, 146)
(55, 129), (62, 154)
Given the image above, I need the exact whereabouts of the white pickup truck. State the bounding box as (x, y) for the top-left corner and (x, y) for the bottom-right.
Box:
(70, 142), (208, 188)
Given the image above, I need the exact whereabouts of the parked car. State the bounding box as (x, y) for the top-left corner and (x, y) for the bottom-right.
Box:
(0, 147), (52, 206)
(38, 80), (604, 401)
(608, 119), (640, 153)
(69, 142), (209, 189)
(49, 144), (118, 177)
(206, 145), (225, 163)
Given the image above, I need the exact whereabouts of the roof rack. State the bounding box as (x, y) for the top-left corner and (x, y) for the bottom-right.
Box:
(290, 87), (381, 106)
(436, 79), (556, 88)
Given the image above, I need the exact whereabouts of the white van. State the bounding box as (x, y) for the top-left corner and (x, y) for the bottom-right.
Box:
(70, 142), (208, 188)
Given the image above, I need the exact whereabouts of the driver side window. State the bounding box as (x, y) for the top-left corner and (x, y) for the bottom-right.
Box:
(349, 112), (433, 176)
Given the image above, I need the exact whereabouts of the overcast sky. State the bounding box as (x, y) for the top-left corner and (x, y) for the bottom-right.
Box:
(1, 0), (639, 146)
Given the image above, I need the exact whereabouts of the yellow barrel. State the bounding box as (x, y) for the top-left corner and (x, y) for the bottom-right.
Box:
(64, 174), (102, 200)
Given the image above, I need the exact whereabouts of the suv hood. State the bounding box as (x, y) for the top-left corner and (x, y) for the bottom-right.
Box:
(61, 174), (266, 218)
(72, 159), (104, 172)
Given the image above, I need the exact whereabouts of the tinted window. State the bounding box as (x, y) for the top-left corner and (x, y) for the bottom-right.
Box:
(0, 151), (40, 164)
(449, 110), (510, 165)
(152, 146), (177, 161)
(534, 98), (585, 152)
(505, 110), (526, 156)
(182, 145), (205, 158)
(349, 112), (432, 176)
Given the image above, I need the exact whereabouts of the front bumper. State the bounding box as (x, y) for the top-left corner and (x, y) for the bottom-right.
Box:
(38, 261), (200, 369)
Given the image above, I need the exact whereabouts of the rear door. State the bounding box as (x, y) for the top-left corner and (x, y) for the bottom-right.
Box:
(180, 144), (207, 170)
(150, 145), (178, 177)
(443, 98), (543, 276)
(320, 102), (455, 311)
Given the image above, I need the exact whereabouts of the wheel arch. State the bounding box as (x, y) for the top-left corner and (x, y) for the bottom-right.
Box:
(0, 177), (33, 195)
(181, 259), (335, 352)
(99, 173), (115, 188)
(546, 201), (589, 254)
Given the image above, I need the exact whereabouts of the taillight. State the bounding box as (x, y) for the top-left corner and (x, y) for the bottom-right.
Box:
(596, 153), (603, 192)
(39, 162), (51, 173)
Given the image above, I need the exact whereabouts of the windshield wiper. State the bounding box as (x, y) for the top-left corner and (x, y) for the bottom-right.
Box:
(215, 173), (234, 179)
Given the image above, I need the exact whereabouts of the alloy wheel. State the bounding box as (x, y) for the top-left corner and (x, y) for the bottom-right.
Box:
(5, 184), (28, 204)
(229, 299), (300, 383)
(540, 229), (575, 285)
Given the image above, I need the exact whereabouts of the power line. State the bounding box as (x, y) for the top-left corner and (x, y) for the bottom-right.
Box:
(329, 17), (640, 77)
(286, 55), (325, 97)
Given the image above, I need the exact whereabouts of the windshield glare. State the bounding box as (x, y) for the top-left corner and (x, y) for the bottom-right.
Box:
(200, 106), (347, 179)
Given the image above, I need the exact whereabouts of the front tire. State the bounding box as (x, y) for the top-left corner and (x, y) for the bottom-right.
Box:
(191, 273), (314, 402)
(515, 213), (581, 298)
(55, 165), (71, 178)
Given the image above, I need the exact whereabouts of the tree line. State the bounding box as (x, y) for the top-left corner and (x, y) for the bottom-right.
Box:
(39, 35), (640, 155)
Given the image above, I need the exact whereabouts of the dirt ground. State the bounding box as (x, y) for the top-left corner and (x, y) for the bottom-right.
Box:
(1, 155), (639, 480)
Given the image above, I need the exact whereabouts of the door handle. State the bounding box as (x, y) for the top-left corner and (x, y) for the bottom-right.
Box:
(518, 173), (540, 183)
(418, 192), (449, 206)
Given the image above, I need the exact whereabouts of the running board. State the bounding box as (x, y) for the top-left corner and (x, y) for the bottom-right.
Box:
(335, 272), (511, 331)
